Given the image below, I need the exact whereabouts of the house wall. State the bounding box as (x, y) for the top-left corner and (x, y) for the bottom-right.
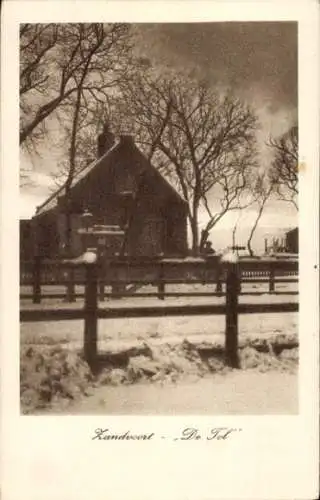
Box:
(34, 213), (60, 257)
(127, 217), (164, 256)
(32, 213), (84, 258)
(165, 204), (188, 255)
(20, 220), (33, 260)
(125, 197), (166, 256)
(57, 214), (84, 256)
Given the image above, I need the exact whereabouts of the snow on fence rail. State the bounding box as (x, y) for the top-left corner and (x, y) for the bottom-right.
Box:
(20, 256), (298, 302)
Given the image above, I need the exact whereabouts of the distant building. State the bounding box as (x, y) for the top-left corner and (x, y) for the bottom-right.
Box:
(264, 227), (298, 255)
(29, 127), (188, 259)
(285, 227), (298, 254)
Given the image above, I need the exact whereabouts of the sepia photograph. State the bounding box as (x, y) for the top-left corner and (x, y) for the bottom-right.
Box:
(1, 1), (319, 498)
(19, 21), (300, 416)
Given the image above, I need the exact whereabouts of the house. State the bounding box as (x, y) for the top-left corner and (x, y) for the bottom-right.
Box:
(285, 227), (298, 254)
(20, 219), (33, 261)
(31, 126), (188, 258)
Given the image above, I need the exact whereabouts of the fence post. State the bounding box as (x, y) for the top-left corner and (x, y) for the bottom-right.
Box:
(99, 280), (105, 301)
(32, 255), (41, 304)
(225, 262), (240, 368)
(158, 262), (165, 300)
(84, 261), (98, 367)
(216, 267), (223, 295)
(65, 268), (76, 303)
(98, 260), (105, 302)
(111, 282), (125, 298)
(269, 267), (275, 294)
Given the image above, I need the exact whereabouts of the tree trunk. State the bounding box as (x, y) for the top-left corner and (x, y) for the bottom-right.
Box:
(247, 237), (254, 257)
(247, 203), (265, 257)
(64, 86), (83, 302)
(232, 224), (237, 248)
(64, 211), (75, 302)
(191, 225), (199, 255)
(189, 191), (201, 256)
(199, 229), (209, 253)
(190, 214), (200, 256)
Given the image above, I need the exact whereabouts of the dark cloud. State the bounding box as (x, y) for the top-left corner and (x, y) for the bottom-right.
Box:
(134, 22), (297, 111)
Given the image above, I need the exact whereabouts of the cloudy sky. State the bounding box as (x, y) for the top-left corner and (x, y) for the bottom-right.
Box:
(20, 22), (298, 248)
(134, 22), (297, 109)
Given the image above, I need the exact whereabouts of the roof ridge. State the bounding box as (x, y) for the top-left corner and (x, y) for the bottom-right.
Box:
(36, 184), (65, 213)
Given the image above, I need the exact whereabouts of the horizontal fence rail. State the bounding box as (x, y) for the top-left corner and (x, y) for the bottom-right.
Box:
(20, 301), (299, 322)
(19, 290), (299, 300)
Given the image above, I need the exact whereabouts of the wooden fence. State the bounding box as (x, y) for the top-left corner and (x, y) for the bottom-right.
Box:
(20, 256), (299, 370)
(20, 256), (298, 303)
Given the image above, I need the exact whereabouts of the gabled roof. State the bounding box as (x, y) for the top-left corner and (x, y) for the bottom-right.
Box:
(35, 141), (120, 216)
(35, 138), (187, 217)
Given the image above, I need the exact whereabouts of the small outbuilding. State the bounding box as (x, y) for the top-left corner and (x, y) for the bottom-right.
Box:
(285, 227), (298, 254)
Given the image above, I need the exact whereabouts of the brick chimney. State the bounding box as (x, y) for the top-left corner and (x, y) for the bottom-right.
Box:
(97, 122), (115, 158)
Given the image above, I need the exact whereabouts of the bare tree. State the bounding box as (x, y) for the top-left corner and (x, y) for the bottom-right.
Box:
(32, 24), (133, 300)
(231, 211), (243, 249)
(122, 74), (258, 254)
(246, 172), (274, 256)
(20, 23), (131, 148)
(36, 23), (130, 238)
(20, 24), (59, 95)
(20, 23), (62, 147)
(20, 24), (59, 181)
(268, 125), (298, 210)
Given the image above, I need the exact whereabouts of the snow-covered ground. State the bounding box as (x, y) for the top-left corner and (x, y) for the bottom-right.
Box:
(20, 290), (298, 415)
(39, 370), (298, 415)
